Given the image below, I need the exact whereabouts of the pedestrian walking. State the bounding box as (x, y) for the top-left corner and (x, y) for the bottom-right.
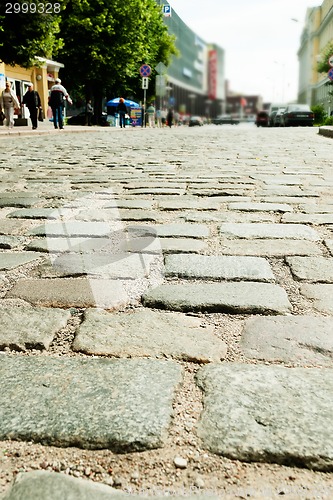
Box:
(161, 108), (167, 127)
(146, 103), (156, 128)
(156, 109), (162, 128)
(116, 98), (128, 128)
(167, 108), (174, 128)
(0, 81), (20, 129)
(86, 99), (94, 126)
(48, 78), (72, 130)
(22, 83), (41, 130)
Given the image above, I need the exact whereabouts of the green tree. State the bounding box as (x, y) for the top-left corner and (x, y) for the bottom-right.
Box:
(56, 0), (177, 116)
(0, 0), (62, 67)
(317, 41), (333, 74)
(317, 41), (333, 99)
(311, 104), (326, 125)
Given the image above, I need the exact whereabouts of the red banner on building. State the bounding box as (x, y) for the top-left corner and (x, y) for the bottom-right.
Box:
(208, 50), (217, 100)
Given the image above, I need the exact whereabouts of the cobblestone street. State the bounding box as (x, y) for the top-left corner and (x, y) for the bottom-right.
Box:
(1, 123), (333, 499)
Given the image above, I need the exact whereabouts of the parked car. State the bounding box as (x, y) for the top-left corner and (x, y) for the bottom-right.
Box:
(67, 111), (109, 126)
(272, 108), (286, 127)
(189, 115), (203, 127)
(255, 111), (269, 127)
(269, 110), (277, 127)
(211, 114), (239, 125)
(280, 104), (314, 127)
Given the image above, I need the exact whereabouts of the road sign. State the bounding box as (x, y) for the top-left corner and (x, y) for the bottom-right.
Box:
(142, 77), (149, 89)
(163, 5), (171, 17)
(155, 75), (166, 96)
(155, 62), (167, 75)
(328, 67), (333, 81)
(329, 55), (333, 67)
(139, 64), (151, 77)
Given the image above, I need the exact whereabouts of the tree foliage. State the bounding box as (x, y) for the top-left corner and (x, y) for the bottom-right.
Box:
(0, 0), (62, 67)
(316, 42), (333, 96)
(317, 42), (333, 74)
(56, 0), (177, 105)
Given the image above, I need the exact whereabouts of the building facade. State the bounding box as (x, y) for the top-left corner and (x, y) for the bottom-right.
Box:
(158, 0), (225, 118)
(298, 0), (333, 113)
(0, 57), (63, 124)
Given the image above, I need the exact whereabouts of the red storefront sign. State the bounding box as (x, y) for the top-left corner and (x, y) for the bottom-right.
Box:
(208, 50), (217, 100)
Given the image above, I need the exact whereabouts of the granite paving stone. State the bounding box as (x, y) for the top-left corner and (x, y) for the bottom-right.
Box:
(282, 213), (333, 224)
(300, 284), (333, 314)
(256, 187), (305, 197)
(0, 236), (23, 249)
(158, 238), (207, 254)
(158, 199), (220, 211)
(196, 363), (333, 470)
(220, 239), (322, 256)
(0, 356), (182, 451)
(228, 202), (293, 212)
(241, 316), (333, 366)
(103, 200), (155, 209)
(286, 256), (333, 282)
(299, 203), (333, 213)
(0, 252), (43, 270)
(142, 283), (292, 314)
(28, 222), (114, 238)
(154, 223), (209, 239)
(6, 278), (131, 310)
(185, 212), (277, 223)
(219, 223), (320, 240)
(34, 253), (156, 279)
(0, 306), (71, 351)
(0, 197), (40, 208)
(26, 228), (159, 255)
(2, 471), (121, 500)
(2, 470), (219, 500)
(7, 208), (58, 219)
(73, 308), (227, 362)
(325, 240), (333, 256)
(164, 255), (275, 282)
(123, 188), (186, 195)
(125, 182), (187, 190)
(118, 210), (163, 222)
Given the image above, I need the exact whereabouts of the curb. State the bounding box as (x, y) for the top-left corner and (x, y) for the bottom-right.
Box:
(318, 126), (333, 138)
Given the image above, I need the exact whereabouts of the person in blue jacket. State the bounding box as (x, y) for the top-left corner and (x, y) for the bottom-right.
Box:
(116, 98), (128, 128)
(48, 78), (72, 129)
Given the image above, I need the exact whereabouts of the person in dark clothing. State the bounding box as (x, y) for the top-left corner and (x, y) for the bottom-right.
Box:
(48, 78), (72, 129)
(167, 108), (174, 128)
(86, 99), (94, 126)
(116, 98), (128, 128)
(22, 83), (41, 130)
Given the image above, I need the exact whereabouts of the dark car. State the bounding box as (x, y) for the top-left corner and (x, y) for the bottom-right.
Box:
(272, 108), (286, 127)
(67, 111), (109, 126)
(189, 115), (203, 127)
(255, 111), (269, 127)
(211, 114), (239, 125)
(280, 104), (314, 127)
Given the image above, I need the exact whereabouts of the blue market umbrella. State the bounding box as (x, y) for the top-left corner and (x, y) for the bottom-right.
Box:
(107, 98), (140, 108)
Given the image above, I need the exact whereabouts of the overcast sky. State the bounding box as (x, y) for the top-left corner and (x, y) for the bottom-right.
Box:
(167, 0), (319, 103)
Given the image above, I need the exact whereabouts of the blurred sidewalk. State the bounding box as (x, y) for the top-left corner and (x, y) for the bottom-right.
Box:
(0, 119), (111, 137)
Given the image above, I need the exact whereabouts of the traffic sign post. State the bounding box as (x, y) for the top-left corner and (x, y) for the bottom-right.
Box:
(139, 66), (151, 127)
(140, 64), (151, 77)
(142, 77), (149, 89)
(163, 5), (171, 17)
